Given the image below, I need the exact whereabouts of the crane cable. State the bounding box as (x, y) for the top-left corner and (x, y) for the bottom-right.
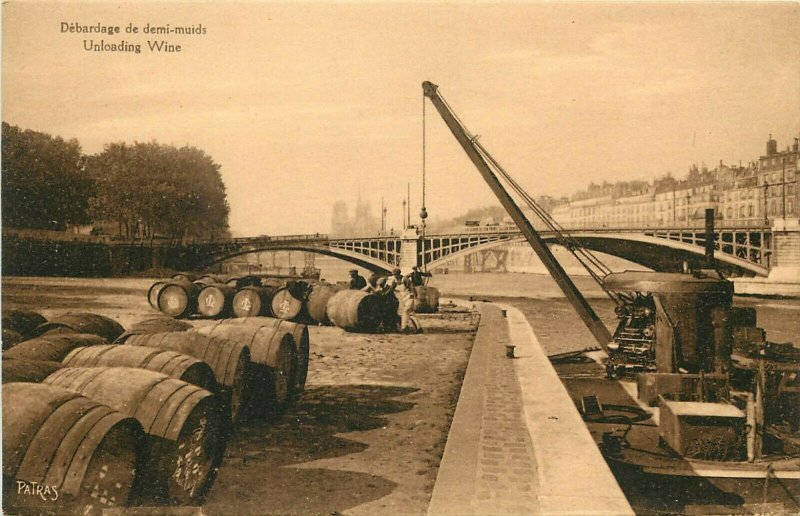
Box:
(434, 92), (629, 306)
(422, 93), (427, 272)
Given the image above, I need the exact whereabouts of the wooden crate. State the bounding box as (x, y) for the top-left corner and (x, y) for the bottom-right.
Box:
(658, 397), (745, 460)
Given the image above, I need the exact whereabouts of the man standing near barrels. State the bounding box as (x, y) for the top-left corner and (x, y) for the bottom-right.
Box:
(348, 269), (367, 290)
(406, 265), (432, 287)
(387, 268), (416, 333)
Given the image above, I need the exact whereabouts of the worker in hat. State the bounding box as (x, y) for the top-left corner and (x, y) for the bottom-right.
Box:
(348, 269), (367, 290)
(407, 265), (432, 288)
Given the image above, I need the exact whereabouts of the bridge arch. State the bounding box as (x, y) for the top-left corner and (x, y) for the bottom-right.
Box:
(208, 244), (396, 274)
(425, 233), (767, 277)
(425, 237), (517, 271)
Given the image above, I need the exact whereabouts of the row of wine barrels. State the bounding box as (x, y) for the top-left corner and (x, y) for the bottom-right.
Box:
(121, 332), (250, 425)
(44, 367), (226, 505)
(3, 309), (48, 339)
(326, 290), (384, 332)
(149, 276), (327, 324)
(3, 333), (107, 362)
(192, 318), (306, 413)
(3, 358), (63, 383)
(63, 345), (218, 393)
(35, 312), (125, 342)
(3, 382), (145, 514)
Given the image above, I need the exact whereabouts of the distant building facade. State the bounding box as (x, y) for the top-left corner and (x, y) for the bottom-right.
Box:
(546, 135), (799, 229)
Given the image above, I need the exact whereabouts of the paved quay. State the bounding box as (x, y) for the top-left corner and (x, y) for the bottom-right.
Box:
(428, 302), (633, 516)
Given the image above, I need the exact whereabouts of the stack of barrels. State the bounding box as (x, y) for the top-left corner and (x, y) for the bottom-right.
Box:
(2, 309), (310, 514)
(148, 272), (438, 333)
(148, 274), (320, 323)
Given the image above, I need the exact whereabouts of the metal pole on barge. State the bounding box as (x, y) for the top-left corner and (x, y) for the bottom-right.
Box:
(422, 81), (612, 346)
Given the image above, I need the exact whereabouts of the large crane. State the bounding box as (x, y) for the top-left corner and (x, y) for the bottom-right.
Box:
(422, 81), (612, 347)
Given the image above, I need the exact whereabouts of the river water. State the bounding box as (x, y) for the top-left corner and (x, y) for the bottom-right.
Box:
(432, 271), (799, 354)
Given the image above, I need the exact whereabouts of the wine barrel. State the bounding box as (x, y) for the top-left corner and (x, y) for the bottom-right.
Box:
(114, 317), (193, 343)
(2, 328), (25, 351)
(270, 287), (303, 320)
(3, 309), (48, 339)
(3, 382), (145, 514)
(305, 283), (340, 325)
(147, 281), (167, 309)
(413, 286), (440, 313)
(123, 332), (250, 425)
(232, 286), (278, 317)
(171, 272), (196, 282)
(157, 278), (201, 318)
(36, 313), (125, 342)
(192, 318), (300, 414)
(197, 283), (236, 318)
(62, 345), (217, 392)
(3, 333), (107, 362)
(326, 290), (383, 332)
(2, 359), (63, 383)
(44, 367), (225, 505)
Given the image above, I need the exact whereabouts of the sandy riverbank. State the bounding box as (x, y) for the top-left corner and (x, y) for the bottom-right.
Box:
(1, 276), (479, 514)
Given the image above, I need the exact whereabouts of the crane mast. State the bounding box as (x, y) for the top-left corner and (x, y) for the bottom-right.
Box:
(422, 81), (612, 347)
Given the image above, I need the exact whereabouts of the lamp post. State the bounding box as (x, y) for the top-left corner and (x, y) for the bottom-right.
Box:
(763, 180), (770, 226)
(685, 192), (692, 224)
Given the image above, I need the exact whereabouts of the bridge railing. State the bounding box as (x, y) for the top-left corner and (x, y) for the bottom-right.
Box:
(428, 220), (772, 237)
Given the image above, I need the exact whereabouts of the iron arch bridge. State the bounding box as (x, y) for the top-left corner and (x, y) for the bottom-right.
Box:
(182, 226), (772, 277)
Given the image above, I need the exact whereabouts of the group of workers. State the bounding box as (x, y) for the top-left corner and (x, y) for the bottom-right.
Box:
(348, 266), (432, 333)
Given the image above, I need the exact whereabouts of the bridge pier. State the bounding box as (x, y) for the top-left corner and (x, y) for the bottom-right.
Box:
(733, 218), (800, 297)
(399, 228), (421, 272)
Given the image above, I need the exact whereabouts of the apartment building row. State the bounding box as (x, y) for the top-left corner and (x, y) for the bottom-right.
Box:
(549, 136), (799, 228)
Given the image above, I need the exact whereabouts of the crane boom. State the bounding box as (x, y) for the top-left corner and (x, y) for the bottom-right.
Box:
(422, 81), (612, 347)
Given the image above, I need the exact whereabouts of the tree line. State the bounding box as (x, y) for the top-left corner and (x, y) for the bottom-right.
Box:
(2, 122), (230, 241)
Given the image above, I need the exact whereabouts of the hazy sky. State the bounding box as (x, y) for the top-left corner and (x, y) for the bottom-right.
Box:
(3, 2), (799, 236)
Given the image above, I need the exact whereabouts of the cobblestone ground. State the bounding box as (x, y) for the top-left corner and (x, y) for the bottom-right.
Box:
(469, 309), (540, 515)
